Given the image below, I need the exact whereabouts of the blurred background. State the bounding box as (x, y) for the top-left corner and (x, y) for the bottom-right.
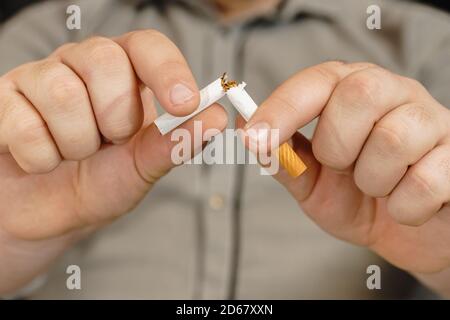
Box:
(0, 0), (448, 301)
(1, 0), (449, 24)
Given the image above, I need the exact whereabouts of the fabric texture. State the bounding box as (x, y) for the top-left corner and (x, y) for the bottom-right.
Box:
(0, 0), (449, 299)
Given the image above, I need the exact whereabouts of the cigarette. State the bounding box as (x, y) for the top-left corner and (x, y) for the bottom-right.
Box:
(153, 73), (307, 177)
(224, 77), (307, 178)
(154, 77), (226, 135)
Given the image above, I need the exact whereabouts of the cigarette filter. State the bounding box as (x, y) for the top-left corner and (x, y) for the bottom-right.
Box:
(154, 77), (226, 135)
(226, 82), (307, 178)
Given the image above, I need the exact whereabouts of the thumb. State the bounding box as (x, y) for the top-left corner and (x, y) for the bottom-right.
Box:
(78, 104), (228, 222)
(133, 103), (228, 184)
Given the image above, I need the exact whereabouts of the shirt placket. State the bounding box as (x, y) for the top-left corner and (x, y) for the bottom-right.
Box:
(196, 25), (242, 299)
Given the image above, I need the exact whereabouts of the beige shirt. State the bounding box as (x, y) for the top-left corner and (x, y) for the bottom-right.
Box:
(0, 0), (449, 299)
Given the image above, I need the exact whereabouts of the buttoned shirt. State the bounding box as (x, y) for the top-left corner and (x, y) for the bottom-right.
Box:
(0, 0), (449, 299)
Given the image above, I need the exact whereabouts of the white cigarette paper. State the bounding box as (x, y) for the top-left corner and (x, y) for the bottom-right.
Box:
(225, 82), (257, 121)
(154, 78), (226, 135)
(226, 82), (277, 176)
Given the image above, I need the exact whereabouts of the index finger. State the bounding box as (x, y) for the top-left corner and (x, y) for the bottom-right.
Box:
(243, 61), (371, 147)
(115, 30), (199, 117)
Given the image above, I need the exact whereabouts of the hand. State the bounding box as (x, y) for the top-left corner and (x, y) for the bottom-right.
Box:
(242, 61), (450, 277)
(0, 30), (227, 294)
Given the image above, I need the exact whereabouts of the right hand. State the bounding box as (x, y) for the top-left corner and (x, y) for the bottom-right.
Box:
(0, 30), (227, 294)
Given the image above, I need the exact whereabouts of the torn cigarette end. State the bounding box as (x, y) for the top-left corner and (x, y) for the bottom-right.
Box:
(154, 73), (308, 178)
(221, 72), (238, 92)
(154, 73), (236, 135)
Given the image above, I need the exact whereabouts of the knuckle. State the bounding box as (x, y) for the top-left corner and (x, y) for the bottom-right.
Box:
(36, 61), (83, 108)
(0, 93), (15, 126)
(51, 42), (76, 57)
(313, 63), (341, 86)
(83, 36), (114, 49)
(338, 67), (386, 109)
(408, 166), (439, 200)
(402, 103), (435, 126)
(312, 118), (353, 170)
(126, 29), (168, 49)
(100, 118), (139, 142)
(388, 156), (449, 227)
(312, 136), (351, 170)
(35, 60), (65, 81)
(0, 89), (23, 144)
(0, 77), (13, 91)
(125, 30), (176, 63)
(82, 37), (127, 72)
(97, 95), (142, 142)
(14, 116), (48, 146)
(133, 29), (167, 43)
(370, 122), (409, 157)
(402, 76), (428, 96)
(347, 75), (379, 104)
(437, 156), (450, 182)
(48, 79), (84, 110)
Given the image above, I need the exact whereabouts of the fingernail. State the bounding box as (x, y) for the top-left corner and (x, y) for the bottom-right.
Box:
(244, 122), (271, 152)
(170, 83), (194, 106)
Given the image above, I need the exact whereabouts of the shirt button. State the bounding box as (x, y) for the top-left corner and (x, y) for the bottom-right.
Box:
(208, 194), (225, 211)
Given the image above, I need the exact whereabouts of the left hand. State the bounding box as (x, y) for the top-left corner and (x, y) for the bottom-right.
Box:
(242, 61), (450, 275)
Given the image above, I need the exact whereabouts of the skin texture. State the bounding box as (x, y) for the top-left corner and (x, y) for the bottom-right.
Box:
(238, 61), (450, 295)
(0, 30), (228, 294)
(0, 27), (449, 296)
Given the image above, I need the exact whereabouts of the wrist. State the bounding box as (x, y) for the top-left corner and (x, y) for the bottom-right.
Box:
(0, 225), (87, 296)
(413, 267), (450, 299)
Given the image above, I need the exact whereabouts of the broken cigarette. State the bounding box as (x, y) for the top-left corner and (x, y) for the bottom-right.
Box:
(154, 77), (226, 135)
(152, 73), (307, 178)
(224, 75), (307, 178)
